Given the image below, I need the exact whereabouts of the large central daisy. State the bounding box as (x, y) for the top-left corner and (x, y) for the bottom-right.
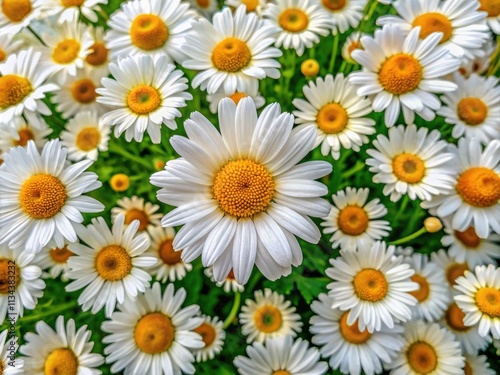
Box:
(150, 97), (332, 284)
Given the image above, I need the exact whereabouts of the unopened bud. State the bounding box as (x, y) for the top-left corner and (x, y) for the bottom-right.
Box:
(424, 217), (442, 233)
(301, 59), (320, 77)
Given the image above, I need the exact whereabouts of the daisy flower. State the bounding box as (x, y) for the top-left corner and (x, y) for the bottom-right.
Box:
(60, 111), (111, 162)
(313, 0), (367, 35)
(0, 245), (45, 325)
(40, 0), (108, 23)
(239, 288), (302, 343)
(85, 26), (110, 80)
(387, 320), (464, 375)
(293, 74), (376, 160)
(150, 98), (332, 284)
(204, 267), (245, 293)
(0, 48), (58, 123)
(207, 87), (265, 114)
(234, 335), (328, 375)
(226, 0), (267, 16)
(0, 115), (51, 154)
(0, 0), (42, 34)
(20, 316), (104, 374)
(458, 40), (495, 77)
(183, 6), (282, 95)
(421, 138), (500, 239)
(105, 0), (192, 63)
(310, 293), (404, 375)
(34, 240), (74, 281)
(349, 24), (461, 127)
(341, 31), (365, 64)
(65, 214), (157, 317)
(480, 0), (500, 33)
(144, 225), (193, 283)
(0, 329), (23, 374)
(454, 264), (500, 338)
(431, 249), (471, 290)
(377, 0), (490, 60)
(0, 32), (23, 63)
(464, 354), (495, 375)
(96, 55), (192, 143)
(321, 187), (391, 252)
(326, 241), (418, 333)
(101, 282), (204, 375)
(111, 195), (162, 233)
(192, 315), (225, 362)
(0, 140), (104, 253)
(438, 73), (500, 146)
(188, 0), (218, 19)
(109, 173), (130, 192)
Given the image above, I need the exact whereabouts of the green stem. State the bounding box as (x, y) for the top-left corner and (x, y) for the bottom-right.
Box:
(328, 33), (340, 73)
(339, 60), (347, 74)
(360, 0), (379, 32)
(17, 301), (78, 324)
(389, 227), (427, 246)
(341, 161), (364, 179)
(393, 195), (409, 223)
(27, 25), (46, 46)
(98, 8), (109, 21)
(488, 57), (500, 77)
(108, 143), (151, 169)
(223, 291), (241, 329)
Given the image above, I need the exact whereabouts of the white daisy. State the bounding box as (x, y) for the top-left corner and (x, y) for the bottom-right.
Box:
(349, 24), (461, 127)
(111, 195), (162, 233)
(84, 26), (110, 80)
(0, 139), (104, 253)
(438, 73), (500, 146)
(0, 0), (42, 34)
(366, 124), (455, 202)
(341, 31), (365, 64)
(293, 73), (376, 160)
(454, 264), (500, 338)
(150, 97), (332, 284)
(65, 214), (157, 317)
(96, 55), (192, 143)
(20, 316), (104, 374)
(480, 0), (500, 33)
(386, 320), (464, 375)
(40, 0), (108, 23)
(105, 0), (193, 63)
(377, 0), (490, 60)
(183, 5), (282, 95)
(0, 32), (23, 63)
(464, 354), (496, 375)
(33, 239), (74, 281)
(192, 315), (225, 362)
(421, 138), (500, 239)
(326, 241), (418, 333)
(264, 0), (332, 56)
(458, 40), (495, 77)
(204, 267), (245, 293)
(239, 288), (302, 343)
(226, 0), (267, 16)
(321, 187), (391, 252)
(234, 335), (328, 375)
(313, 0), (367, 34)
(101, 282), (204, 375)
(207, 87), (265, 114)
(431, 249), (471, 291)
(0, 330), (23, 375)
(310, 293), (404, 375)
(188, 0), (218, 19)
(0, 115), (51, 154)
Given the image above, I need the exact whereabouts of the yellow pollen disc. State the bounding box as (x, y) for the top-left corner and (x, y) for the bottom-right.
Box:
(13, 127), (34, 147)
(76, 127), (101, 152)
(110, 174), (130, 192)
(337, 205), (369, 236)
(446, 263), (468, 286)
(464, 362), (473, 375)
(20, 174), (67, 219)
(273, 371), (291, 375)
(454, 227), (481, 249)
(95, 245), (132, 281)
(50, 245), (74, 263)
(86, 42), (108, 66)
(127, 85), (161, 115)
(194, 322), (216, 347)
(445, 302), (469, 331)
(339, 312), (371, 344)
(317, 102), (349, 134)
(0, 48), (6, 62)
(475, 287), (500, 318)
(406, 341), (438, 374)
(229, 92), (247, 105)
(321, 0), (346, 11)
(412, 12), (453, 43)
(392, 153), (426, 184)
(348, 40), (362, 56)
(409, 274), (430, 302)
(479, 0), (500, 17)
(158, 239), (182, 265)
(0, 74), (32, 109)
(242, 0), (259, 11)
(44, 348), (78, 375)
(0, 259), (20, 294)
(124, 208), (149, 231)
(379, 54), (423, 95)
(71, 79), (97, 104)
(226, 269), (236, 280)
(196, 0), (209, 8)
(457, 97), (488, 125)
(279, 9), (309, 33)
(130, 14), (169, 51)
(212, 37), (251, 73)
(353, 269), (388, 302)
(61, 0), (84, 6)
(52, 39), (81, 64)
(134, 312), (175, 354)
(253, 305), (282, 333)
(212, 159), (275, 218)
(301, 59), (320, 77)
(1, 0), (32, 22)
(456, 167), (500, 208)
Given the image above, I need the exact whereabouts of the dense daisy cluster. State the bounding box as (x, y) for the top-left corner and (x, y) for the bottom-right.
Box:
(0, 0), (499, 374)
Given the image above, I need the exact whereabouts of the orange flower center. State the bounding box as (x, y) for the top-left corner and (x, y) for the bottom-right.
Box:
(134, 312), (175, 354)
(127, 85), (162, 115)
(316, 102), (348, 134)
(337, 205), (369, 236)
(95, 245), (132, 281)
(379, 54), (422, 95)
(71, 79), (97, 104)
(20, 174), (67, 219)
(392, 153), (426, 184)
(0, 259), (20, 294)
(158, 239), (182, 265)
(253, 305), (282, 333)
(76, 127), (101, 152)
(321, 0), (346, 11)
(130, 14), (168, 51)
(52, 39), (81, 64)
(454, 227), (481, 249)
(86, 42), (108, 66)
(0, 48), (6, 62)
(273, 371), (291, 375)
(456, 167), (500, 208)
(13, 127), (34, 147)
(50, 245), (74, 263)
(196, 0), (210, 8)
(446, 263), (468, 286)
(479, 0), (500, 17)
(124, 208), (149, 231)
(44, 348), (78, 375)
(475, 287), (500, 318)
(457, 97), (488, 125)
(229, 92), (247, 105)
(0, 74), (32, 109)
(353, 269), (388, 302)
(61, 0), (84, 6)
(242, 0), (259, 11)
(406, 341), (438, 374)
(464, 361), (473, 375)
(348, 40), (362, 56)
(339, 312), (371, 344)
(194, 322), (217, 347)
(212, 37), (251, 72)
(110, 174), (130, 192)
(1, 0), (32, 22)
(409, 274), (430, 302)
(279, 9), (309, 32)
(445, 302), (469, 332)
(412, 12), (453, 43)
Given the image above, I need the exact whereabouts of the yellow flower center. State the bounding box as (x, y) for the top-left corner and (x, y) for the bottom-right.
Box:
(301, 59), (320, 77)
(194, 322), (216, 347)
(392, 153), (426, 184)
(412, 12), (453, 43)
(464, 361), (473, 375)
(134, 312), (175, 354)
(0, 74), (32, 109)
(409, 274), (430, 302)
(212, 37), (252, 73)
(1, 0), (32, 22)
(353, 269), (388, 302)
(158, 239), (182, 265)
(130, 14), (169, 51)
(242, 0), (259, 11)
(229, 92), (247, 105)
(406, 341), (437, 374)
(273, 371), (291, 375)
(321, 0), (346, 11)
(226, 269), (236, 280)
(0, 259), (20, 294)
(279, 9), (309, 32)
(445, 302), (469, 332)
(446, 263), (468, 286)
(479, 0), (500, 17)
(71, 79), (97, 104)
(348, 40), (362, 56)
(76, 127), (101, 152)
(456, 167), (500, 208)
(337, 205), (369, 236)
(52, 39), (81, 64)
(50, 245), (74, 263)
(44, 348), (78, 375)
(86, 42), (108, 66)
(124, 208), (149, 231)
(95, 245), (132, 281)
(316, 102), (348, 134)
(454, 227), (481, 249)
(339, 312), (371, 344)
(127, 85), (161, 115)
(212, 159), (275, 218)
(20, 174), (67, 219)
(379, 54), (422, 95)
(475, 287), (500, 318)
(457, 97), (488, 125)
(196, 0), (209, 8)
(0, 48), (6, 62)
(61, 0), (84, 6)
(13, 127), (34, 147)
(253, 305), (282, 333)
(110, 174), (130, 192)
